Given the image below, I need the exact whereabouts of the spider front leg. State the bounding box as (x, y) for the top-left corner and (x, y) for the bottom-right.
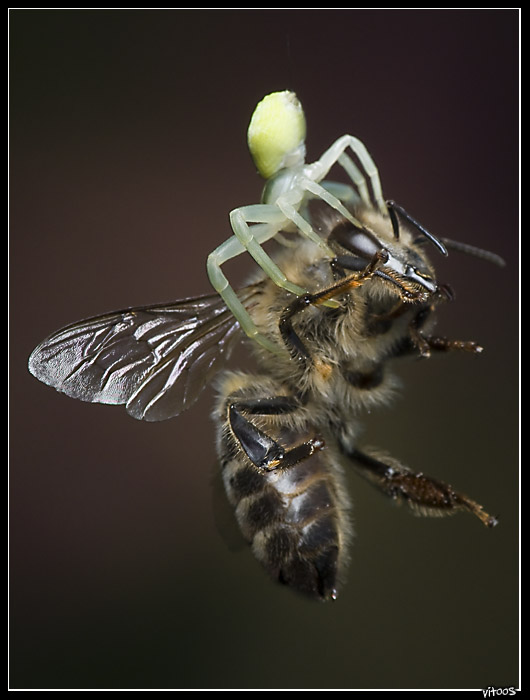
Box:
(207, 231), (287, 356)
(229, 205), (312, 295)
(207, 204), (339, 355)
(309, 134), (387, 215)
(229, 202), (341, 306)
(320, 180), (362, 210)
(285, 177), (365, 235)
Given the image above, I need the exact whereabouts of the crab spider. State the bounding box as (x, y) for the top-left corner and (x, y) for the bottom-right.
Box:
(206, 90), (387, 355)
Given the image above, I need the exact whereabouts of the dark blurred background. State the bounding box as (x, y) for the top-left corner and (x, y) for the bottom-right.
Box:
(10, 9), (519, 690)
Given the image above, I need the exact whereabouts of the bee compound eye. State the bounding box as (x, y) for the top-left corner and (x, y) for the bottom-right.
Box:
(329, 221), (381, 261)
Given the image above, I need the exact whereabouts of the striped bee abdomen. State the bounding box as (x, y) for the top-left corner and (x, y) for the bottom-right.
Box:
(216, 382), (352, 600)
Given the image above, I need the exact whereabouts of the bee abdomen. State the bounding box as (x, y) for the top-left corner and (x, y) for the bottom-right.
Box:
(221, 455), (348, 601)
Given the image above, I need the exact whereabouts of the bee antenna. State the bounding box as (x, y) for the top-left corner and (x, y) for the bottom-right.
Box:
(440, 238), (506, 267)
(386, 200), (400, 240)
(386, 200), (448, 257)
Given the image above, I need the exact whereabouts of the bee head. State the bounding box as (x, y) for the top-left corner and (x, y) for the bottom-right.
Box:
(328, 202), (450, 302)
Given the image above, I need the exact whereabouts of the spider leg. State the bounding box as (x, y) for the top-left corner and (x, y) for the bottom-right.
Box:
(336, 153), (371, 207)
(320, 180), (362, 210)
(229, 206), (309, 296)
(274, 232), (299, 248)
(272, 198), (335, 257)
(309, 134), (387, 215)
(209, 194), (346, 355)
(298, 177), (365, 230)
(231, 204), (340, 307)
(235, 200), (336, 257)
(207, 230), (287, 356)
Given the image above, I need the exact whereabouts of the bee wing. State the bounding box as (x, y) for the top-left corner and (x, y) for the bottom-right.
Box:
(28, 288), (257, 422)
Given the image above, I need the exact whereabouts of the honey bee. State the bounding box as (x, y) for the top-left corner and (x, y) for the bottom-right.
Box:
(28, 92), (504, 601)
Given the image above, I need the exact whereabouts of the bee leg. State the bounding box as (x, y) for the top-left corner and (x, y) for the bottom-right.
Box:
(228, 396), (324, 472)
(346, 447), (498, 528)
(279, 294), (314, 362)
(279, 251), (390, 363)
(390, 305), (484, 359)
(418, 336), (484, 356)
(408, 307), (483, 358)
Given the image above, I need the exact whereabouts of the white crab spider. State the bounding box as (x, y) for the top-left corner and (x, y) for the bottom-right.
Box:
(206, 90), (387, 355)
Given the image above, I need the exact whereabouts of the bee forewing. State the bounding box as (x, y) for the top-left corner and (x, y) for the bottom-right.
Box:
(28, 291), (253, 422)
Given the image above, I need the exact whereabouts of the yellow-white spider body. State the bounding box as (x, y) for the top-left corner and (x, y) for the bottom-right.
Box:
(206, 90), (387, 354)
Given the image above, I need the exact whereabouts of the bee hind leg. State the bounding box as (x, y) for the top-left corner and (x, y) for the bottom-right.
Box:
(227, 396), (323, 472)
(346, 446), (498, 528)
